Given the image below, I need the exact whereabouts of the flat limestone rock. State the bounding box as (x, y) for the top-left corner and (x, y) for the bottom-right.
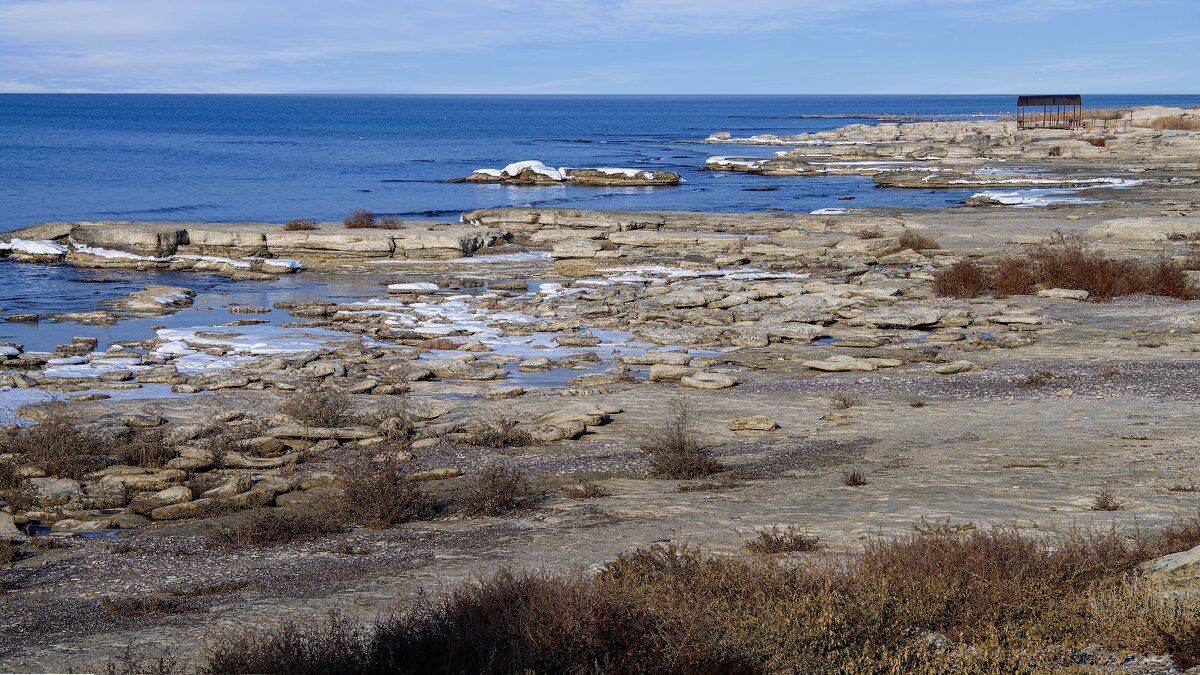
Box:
(803, 356), (876, 372)
(681, 371), (737, 389)
(728, 416), (778, 432)
(935, 360), (975, 375)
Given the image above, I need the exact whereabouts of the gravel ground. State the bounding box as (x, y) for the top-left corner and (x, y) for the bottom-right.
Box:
(740, 359), (1200, 402)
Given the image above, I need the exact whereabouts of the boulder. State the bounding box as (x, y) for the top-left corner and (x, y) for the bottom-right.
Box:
(150, 498), (217, 520)
(129, 485), (193, 516)
(680, 371), (737, 389)
(1037, 288), (1090, 301)
(803, 356), (876, 372)
(935, 360), (975, 375)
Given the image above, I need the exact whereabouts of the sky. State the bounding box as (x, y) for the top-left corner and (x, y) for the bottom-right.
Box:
(0, 0), (1196, 94)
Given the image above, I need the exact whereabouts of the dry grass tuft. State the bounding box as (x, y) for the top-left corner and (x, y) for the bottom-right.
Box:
(342, 208), (376, 229)
(0, 540), (16, 565)
(897, 230), (940, 250)
(282, 219), (319, 231)
(990, 255), (1034, 297)
(1016, 369), (1059, 388)
(744, 525), (820, 555)
(840, 469), (869, 487)
(276, 384), (356, 428)
(857, 226), (885, 240)
(203, 509), (345, 550)
(458, 466), (532, 517)
(1145, 116), (1200, 131)
(112, 428), (175, 468)
(642, 397), (723, 479)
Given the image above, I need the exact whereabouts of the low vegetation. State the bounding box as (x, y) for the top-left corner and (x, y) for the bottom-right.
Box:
(101, 594), (188, 617)
(897, 230), (940, 250)
(743, 525), (820, 555)
(0, 403), (111, 479)
(840, 469), (869, 487)
(342, 208), (376, 229)
(204, 509), (345, 550)
(935, 233), (1196, 301)
(463, 417), (533, 449)
(111, 428), (174, 469)
(203, 517), (1200, 674)
(1091, 488), (1125, 512)
(642, 396), (723, 479)
(1143, 115), (1200, 131)
(561, 480), (608, 499)
(829, 392), (863, 410)
(338, 457), (434, 528)
(276, 384), (356, 428)
(458, 466), (532, 517)
(0, 539), (16, 565)
(282, 219), (319, 231)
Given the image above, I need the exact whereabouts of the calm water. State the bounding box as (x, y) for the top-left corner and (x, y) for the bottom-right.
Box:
(1, 94), (1198, 348)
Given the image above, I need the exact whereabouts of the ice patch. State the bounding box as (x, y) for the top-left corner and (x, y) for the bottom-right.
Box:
(811, 208), (850, 215)
(0, 239), (69, 256)
(72, 244), (169, 261)
(156, 324), (359, 356)
(388, 282), (440, 292)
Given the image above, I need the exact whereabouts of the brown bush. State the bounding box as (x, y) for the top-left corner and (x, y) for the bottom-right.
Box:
(111, 428), (175, 468)
(1145, 116), (1200, 131)
(933, 259), (989, 298)
(458, 466), (531, 517)
(276, 384), (356, 428)
(282, 219), (319, 231)
(897, 230), (940, 251)
(204, 509), (345, 550)
(744, 525), (819, 555)
(96, 644), (185, 675)
(1082, 136), (1111, 147)
(0, 459), (20, 491)
(203, 517), (1200, 674)
(463, 417), (532, 449)
(857, 226), (884, 240)
(1016, 369), (1059, 388)
(829, 392), (862, 410)
(339, 457), (434, 528)
(1048, 145), (1064, 157)
(342, 209), (376, 229)
(0, 403), (111, 479)
(642, 397), (723, 479)
(934, 234), (1196, 301)
(0, 540), (15, 565)
(990, 255), (1033, 297)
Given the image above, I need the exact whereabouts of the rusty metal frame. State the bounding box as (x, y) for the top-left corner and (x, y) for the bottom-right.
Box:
(1016, 95), (1083, 130)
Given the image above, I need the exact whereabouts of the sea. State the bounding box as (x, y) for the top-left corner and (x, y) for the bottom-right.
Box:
(1, 93), (1197, 353)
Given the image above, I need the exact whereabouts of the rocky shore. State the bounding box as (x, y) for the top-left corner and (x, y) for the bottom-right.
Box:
(2, 112), (1200, 672)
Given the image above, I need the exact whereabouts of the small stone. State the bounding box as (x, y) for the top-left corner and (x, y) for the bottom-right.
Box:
(935, 360), (975, 375)
(1037, 288), (1089, 301)
(1055, 388), (1074, 398)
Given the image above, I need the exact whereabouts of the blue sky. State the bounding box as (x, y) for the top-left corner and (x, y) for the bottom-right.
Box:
(0, 0), (1196, 94)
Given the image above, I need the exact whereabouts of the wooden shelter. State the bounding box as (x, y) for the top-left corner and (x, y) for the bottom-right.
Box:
(1016, 95), (1083, 130)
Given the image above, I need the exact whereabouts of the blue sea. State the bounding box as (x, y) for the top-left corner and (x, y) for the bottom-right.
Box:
(1, 93), (1198, 351)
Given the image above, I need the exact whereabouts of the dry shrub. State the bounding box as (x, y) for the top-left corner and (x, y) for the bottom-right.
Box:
(1029, 233), (1194, 301)
(276, 384), (356, 428)
(458, 466), (531, 517)
(1048, 145), (1064, 157)
(111, 428), (175, 468)
(342, 209), (376, 229)
(0, 459), (20, 491)
(829, 392), (862, 410)
(744, 525), (819, 555)
(934, 234), (1196, 301)
(0, 403), (110, 479)
(857, 226), (884, 240)
(204, 509), (345, 550)
(339, 457), (434, 528)
(0, 540), (15, 565)
(1091, 488), (1125, 512)
(463, 417), (533, 449)
(840, 469), (869, 487)
(203, 517), (1200, 674)
(96, 644), (185, 675)
(1145, 116), (1200, 131)
(642, 397), (723, 479)
(897, 230), (940, 250)
(990, 255), (1033, 297)
(1082, 136), (1110, 147)
(283, 219), (319, 231)
(933, 259), (989, 298)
